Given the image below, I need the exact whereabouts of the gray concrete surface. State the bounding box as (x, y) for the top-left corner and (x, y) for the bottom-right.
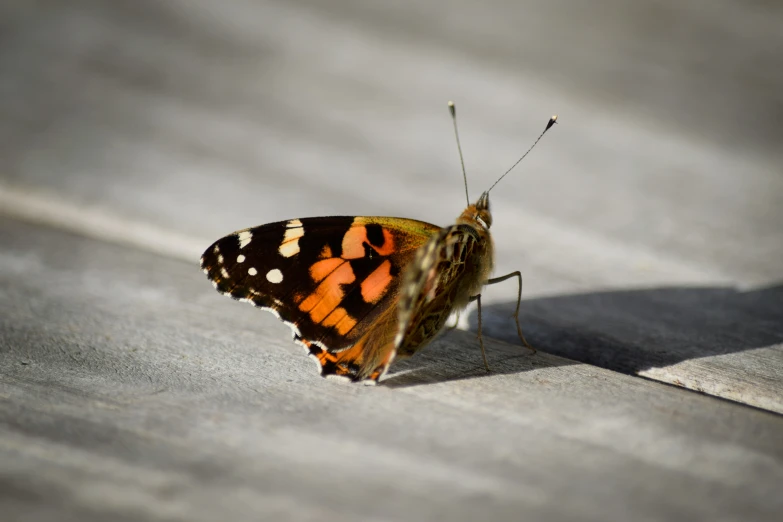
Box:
(1, 1), (782, 520)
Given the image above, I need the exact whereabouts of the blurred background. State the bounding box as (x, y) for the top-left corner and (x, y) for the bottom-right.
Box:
(1, 0), (781, 292)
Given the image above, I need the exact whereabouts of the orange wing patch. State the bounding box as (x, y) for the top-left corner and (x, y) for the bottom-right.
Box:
(300, 262), (355, 323)
(341, 226), (369, 259)
(341, 221), (396, 259)
(321, 307), (357, 335)
(310, 258), (343, 283)
(370, 228), (396, 256)
(361, 259), (392, 304)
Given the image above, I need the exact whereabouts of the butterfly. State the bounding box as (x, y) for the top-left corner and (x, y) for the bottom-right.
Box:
(201, 103), (557, 384)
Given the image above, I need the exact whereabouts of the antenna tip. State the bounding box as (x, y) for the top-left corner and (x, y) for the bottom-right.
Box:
(448, 100), (456, 117)
(545, 114), (558, 132)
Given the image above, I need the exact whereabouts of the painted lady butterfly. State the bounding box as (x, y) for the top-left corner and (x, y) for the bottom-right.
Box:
(201, 103), (557, 384)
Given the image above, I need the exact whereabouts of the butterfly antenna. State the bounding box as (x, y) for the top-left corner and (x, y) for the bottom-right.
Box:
(448, 101), (470, 206)
(487, 115), (558, 194)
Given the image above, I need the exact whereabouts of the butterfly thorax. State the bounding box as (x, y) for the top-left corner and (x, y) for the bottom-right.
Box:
(395, 192), (495, 357)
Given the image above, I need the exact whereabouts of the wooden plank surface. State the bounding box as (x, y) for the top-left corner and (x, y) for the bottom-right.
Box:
(1, 217), (782, 522)
(0, 0), (781, 410)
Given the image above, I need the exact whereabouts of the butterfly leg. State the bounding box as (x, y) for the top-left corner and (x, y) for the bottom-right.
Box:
(472, 294), (491, 372)
(483, 271), (536, 355)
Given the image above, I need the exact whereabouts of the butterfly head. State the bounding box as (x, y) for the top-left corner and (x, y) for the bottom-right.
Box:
(458, 191), (492, 230)
(448, 102), (556, 235)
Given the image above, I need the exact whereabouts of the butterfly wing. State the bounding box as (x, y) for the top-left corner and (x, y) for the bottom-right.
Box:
(201, 216), (440, 382)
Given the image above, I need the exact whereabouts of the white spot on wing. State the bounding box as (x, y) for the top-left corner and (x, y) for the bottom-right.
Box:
(238, 230), (253, 249)
(217, 254), (224, 264)
(308, 353), (324, 369)
(264, 307), (282, 320)
(278, 241), (300, 258)
(220, 268), (230, 279)
(279, 219), (304, 257)
(237, 254), (245, 263)
(309, 339), (328, 352)
(266, 268), (283, 283)
(248, 267), (258, 276)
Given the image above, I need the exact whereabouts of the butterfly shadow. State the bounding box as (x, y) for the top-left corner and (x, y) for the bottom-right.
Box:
(381, 329), (574, 388)
(459, 283), (783, 379)
(382, 283), (783, 387)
